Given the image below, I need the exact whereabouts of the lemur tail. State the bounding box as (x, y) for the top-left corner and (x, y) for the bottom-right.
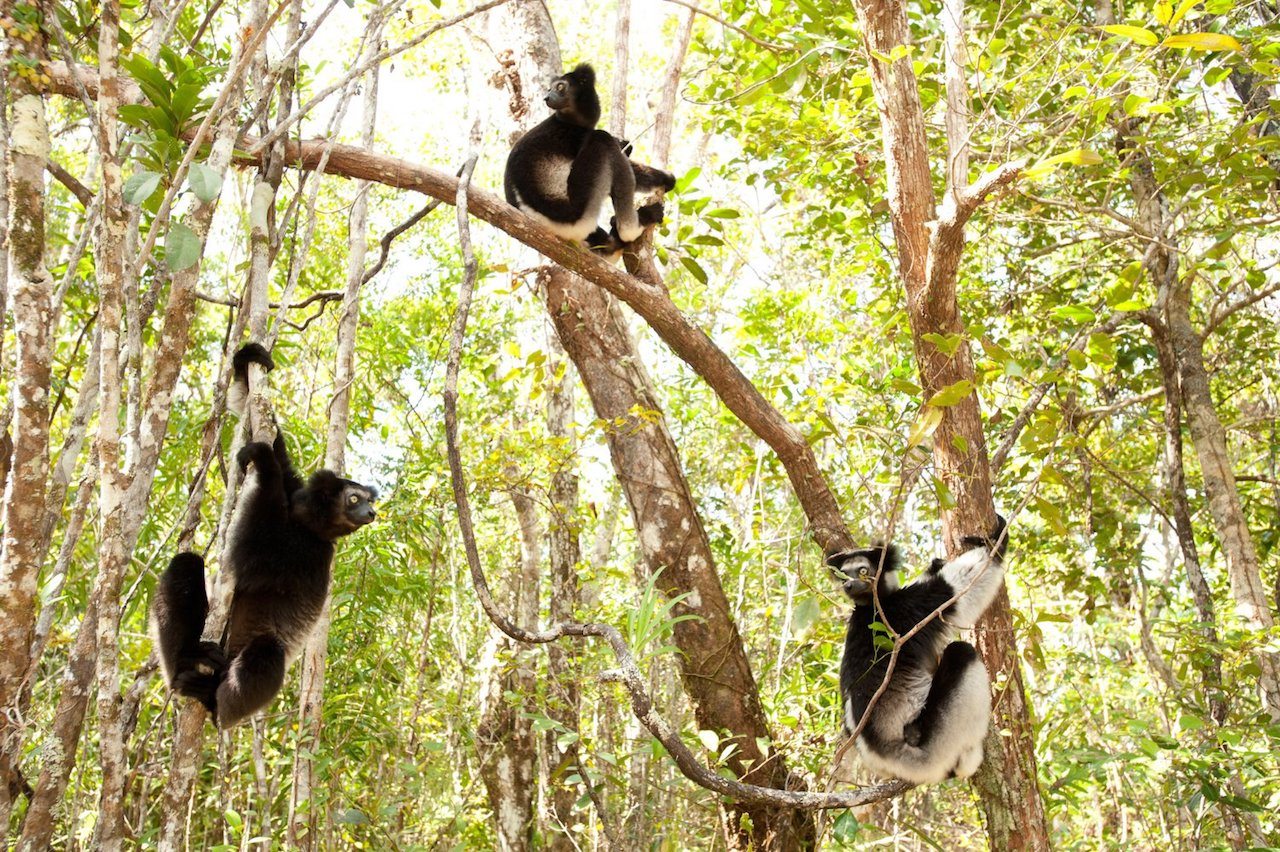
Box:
(858, 643), (992, 784)
(227, 342), (274, 419)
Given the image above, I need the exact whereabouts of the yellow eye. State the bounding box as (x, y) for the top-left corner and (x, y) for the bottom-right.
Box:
(556, 82), (566, 92)
(348, 494), (359, 505)
(858, 569), (869, 578)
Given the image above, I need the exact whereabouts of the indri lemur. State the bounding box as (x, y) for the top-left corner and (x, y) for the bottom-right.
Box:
(150, 344), (377, 728)
(827, 517), (1007, 784)
(504, 63), (675, 251)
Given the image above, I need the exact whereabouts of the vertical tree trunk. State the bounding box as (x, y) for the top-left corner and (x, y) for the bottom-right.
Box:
(1103, 52), (1280, 716)
(849, 0), (1049, 847)
(474, 5), (561, 846)
(543, 333), (583, 847)
(0, 29), (54, 830)
(287, 19), (381, 841)
(90, 2), (131, 846)
(476, 491), (540, 852)
(543, 268), (813, 849)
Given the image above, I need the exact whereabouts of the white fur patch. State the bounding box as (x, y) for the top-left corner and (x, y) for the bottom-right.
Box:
(856, 655), (991, 784)
(938, 547), (1004, 628)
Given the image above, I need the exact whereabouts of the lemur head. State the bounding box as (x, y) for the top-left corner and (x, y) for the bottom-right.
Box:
(293, 471), (378, 540)
(826, 546), (902, 603)
(545, 64), (600, 128)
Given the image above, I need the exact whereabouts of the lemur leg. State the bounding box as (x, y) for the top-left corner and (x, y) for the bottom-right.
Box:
(904, 642), (991, 778)
(152, 552), (223, 683)
(215, 635), (287, 728)
(563, 130), (631, 239)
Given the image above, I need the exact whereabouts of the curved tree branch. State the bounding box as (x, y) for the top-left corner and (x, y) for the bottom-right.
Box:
(44, 60), (854, 554)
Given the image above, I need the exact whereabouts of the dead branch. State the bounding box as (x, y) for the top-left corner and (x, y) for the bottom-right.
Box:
(362, 200), (441, 284)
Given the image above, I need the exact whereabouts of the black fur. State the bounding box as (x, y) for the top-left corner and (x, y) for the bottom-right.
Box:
(151, 345), (377, 728)
(828, 516), (1008, 784)
(503, 63), (675, 249)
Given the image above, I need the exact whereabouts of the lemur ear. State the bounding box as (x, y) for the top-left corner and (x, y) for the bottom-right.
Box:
(825, 549), (866, 569)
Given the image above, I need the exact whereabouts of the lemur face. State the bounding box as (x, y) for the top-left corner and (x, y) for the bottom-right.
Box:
(827, 547), (901, 601)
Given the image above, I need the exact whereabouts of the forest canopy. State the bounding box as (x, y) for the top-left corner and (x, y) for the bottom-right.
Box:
(1, 0), (1278, 849)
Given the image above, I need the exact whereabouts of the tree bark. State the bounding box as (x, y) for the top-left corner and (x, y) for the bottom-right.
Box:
(0, 41), (54, 831)
(849, 0), (1048, 847)
(90, 2), (131, 845)
(543, 330), (583, 847)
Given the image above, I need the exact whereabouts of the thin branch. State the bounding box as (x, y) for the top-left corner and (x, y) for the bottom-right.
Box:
(1205, 277), (1280, 335)
(250, 0), (515, 155)
(44, 159), (94, 206)
(362, 200), (441, 284)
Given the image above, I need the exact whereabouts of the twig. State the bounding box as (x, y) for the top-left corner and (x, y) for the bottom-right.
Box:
(45, 159), (94, 207)
(362, 200), (441, 284)
(250, 0), (515, 155)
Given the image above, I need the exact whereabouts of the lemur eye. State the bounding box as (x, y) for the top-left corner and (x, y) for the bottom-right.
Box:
(858, 569), (869, 578)
(348, 494), (359, 505)
(556, 82), (566, 92)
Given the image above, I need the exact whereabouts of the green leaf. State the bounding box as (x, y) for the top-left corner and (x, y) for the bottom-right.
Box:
(1160, 32), (1242, 51)
(1100, 24), (1159, 46)
(123, 170), (161, 205)
(704, 207), (741, 219)
(906, 406), (943, 449)
(335, 808), (371, 825)
(921, 332), (964, 356)
(1053, 305), (1097, 323)
(1024, 148), (1105, 180)
(679, 256), (709, 285)
(833, 810), (861, 841)
(186, 162), (223, 203)
(927, 379), (974, 408)
(165, 221), (201, 271)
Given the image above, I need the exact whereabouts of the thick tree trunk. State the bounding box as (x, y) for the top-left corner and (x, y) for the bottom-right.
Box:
(0, 69), (54, 833)
(849, 0), (1049, 847)
(543, 267), (813, 849)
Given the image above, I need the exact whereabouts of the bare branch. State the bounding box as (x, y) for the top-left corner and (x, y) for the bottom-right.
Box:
(362, 200), (441, 284)
(44, 159), (94, 206)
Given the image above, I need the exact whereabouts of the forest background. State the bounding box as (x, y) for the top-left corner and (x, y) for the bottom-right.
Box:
(1, 0), (1278, 848)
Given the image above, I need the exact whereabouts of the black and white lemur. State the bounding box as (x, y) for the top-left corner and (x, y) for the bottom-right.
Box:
(150, 344), (377, 728)
(503, 63), (675, 251)
(827, 517), (1007, 784)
